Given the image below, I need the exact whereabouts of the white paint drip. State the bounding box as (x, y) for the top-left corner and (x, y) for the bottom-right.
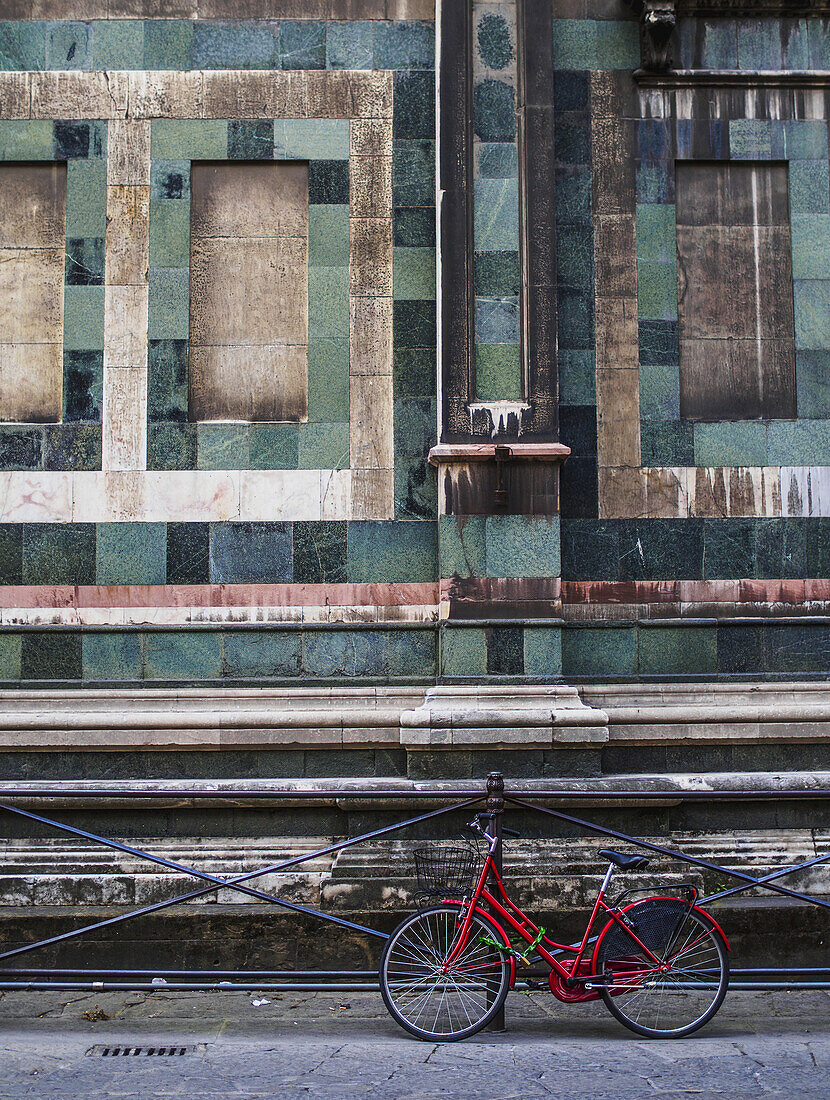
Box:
(468, 401), (531, 437)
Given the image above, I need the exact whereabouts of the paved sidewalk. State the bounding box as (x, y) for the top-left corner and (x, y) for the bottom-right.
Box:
(1, 987), (828, 1098)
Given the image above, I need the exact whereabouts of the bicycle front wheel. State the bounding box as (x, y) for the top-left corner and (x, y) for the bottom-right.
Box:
(380, 904), (511, 1041)
(595, 898), (729, 1038)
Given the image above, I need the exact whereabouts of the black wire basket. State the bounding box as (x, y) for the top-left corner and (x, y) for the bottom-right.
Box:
(414, 844), (479, 900)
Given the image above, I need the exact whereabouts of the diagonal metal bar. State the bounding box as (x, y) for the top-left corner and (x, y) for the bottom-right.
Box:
(0, 796), (482, 961)
(506, 796), (830, 911)
(700, 851), (830, 904)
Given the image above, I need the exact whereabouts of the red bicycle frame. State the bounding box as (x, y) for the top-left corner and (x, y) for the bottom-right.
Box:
(444, 820), (727, 1002)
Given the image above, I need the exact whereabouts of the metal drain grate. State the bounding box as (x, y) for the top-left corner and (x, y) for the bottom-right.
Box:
(87, 1044), (200, 1057)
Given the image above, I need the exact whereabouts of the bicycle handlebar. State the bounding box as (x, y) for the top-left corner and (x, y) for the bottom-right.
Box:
(468, 812), (520, 839)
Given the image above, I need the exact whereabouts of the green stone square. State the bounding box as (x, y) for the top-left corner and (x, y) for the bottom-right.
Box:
(783, 120), (829, 160)
(558, 349), (596, 405)
(149, 268), (190, 341)
(0, 21), (46, 72)
(474, 178), (520, 251)
(439, 514), (485, 578)
(639, 626), (717, 676)
(637, 261), (678, 321)
(91, 19), (143, 69)
(794, 279), (830, 350)
(485, 515), (560, 578)
(636, 203), (677, 264)
(728, 119), (772, 159)
(693, 421), (769, 466)
(0, 634), (21, 681)
(143, 632), (222, 681)
(797, 350), (830, 418)
(308, 267), (349, 338)
(63, 286), (105, 351)
(143, 19), (193, 70)
(524, 627), (562, 677)
(394, 247), (436, 300)
(151, 120), (228, 160)
(594, 20), (640, 70)
(551, 19), (598, 70)
(441, 626), (487, 677)
(66, 158), (107, 237)
(307, 338), (350, 423)
(197, 423), (250, 470)
(96, 522), (167, 585)
(149, 200), (191, 268)
(298, 422), (350, 469)
(639, 362), (680, 420)
(767, 419), (830, 464)
(308, 205), (349, 266)
(791, 214), (830, 280)
(0, 120), (53, 159)
(562, 626), (637, 677)
(789, 160), (830, 214)
(275, 119), (350, 160)
(475, 344), (522, 401)
(249, 424), (299, 469)
(82, 633), (142, 682)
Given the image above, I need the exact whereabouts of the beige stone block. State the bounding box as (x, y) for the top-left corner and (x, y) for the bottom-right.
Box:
(350, 373), (393, 469)
(104, 284), (149, 369)
(106, 185), (149, 286)
(595, 297), (638, 374)
(107, 121), (151, 186)
(594, 215), (636, 298)
(644, 467), (689, 518)
(386, 0), (435, 17)
(320, 468), (351, 520)
(128, 70), (204, 120)
(190, 161), (308, 240)
(143, 471), (239, 521)
(350, 467), (394, 520)
(350, 156), (393, 219)
(239, 470), (321, 522)
(0, 248), (64, 344)
(200, 70), (307, 120)
(190, 236), (308, 347)
(0, 343), (62, 424)
(189, 344), (308, 423)
(0, 163), (65, 248)
(0, 471), (73, 522)
(71, 470), (146, 523)
(306, 70), (392, 120)
(349, 217), (393, 296)
(350, 118), (393, 158)
(349, 296), (393, 375)
(30, 71), (128, 119)
(103, 367), (147, 472)
(598, 466), (647, 519)
(596, 367), (639, 468)
(0, 72), (30, 119)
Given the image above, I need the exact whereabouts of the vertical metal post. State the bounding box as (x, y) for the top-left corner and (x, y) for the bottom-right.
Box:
(486, 771), (506, 1032)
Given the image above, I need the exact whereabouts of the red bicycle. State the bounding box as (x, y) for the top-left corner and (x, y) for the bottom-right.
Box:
(379, 812), (729, 1042)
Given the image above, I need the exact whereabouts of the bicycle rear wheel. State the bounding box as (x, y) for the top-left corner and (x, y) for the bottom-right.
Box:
(379, 904), (511, 1041)
(595, 898), (729, 1038)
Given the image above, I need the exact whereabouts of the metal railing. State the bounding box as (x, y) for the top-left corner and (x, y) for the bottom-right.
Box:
(0, 773), (828, 993)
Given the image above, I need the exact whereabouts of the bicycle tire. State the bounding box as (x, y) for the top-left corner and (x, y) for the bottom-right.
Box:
(595, 898), (729, 1039)
(379, 904), (511, 1042)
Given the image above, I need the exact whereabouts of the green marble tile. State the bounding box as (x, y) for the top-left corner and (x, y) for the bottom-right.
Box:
(248, 424), (299, 470)
(307, 267), (349, 338)
(562, 626), (637, 677)
(63, 286), (104, 352)
(637, 261), (678, 321)
(0, 120), (53, 160)
(143, 19), (193, 70)
(326, 21), (374, 70)
(275, 119), (350, 160)
(143, 632), (222, 681)
(728, 119), (772, 159)
(148, 268), (189, 340)
(308, 204), (349, 266)
(91, 19), (143, 69)
(438, 515), (485, 579)
(197, 423), (249, 470)
(0, 634), (21, 681)
(223, 631), (302, 678)
(83, 633), (143, 681)
(23, 523), (95, 586)
(791, 214), (830, 279)
(523, 627), (562, 677)
(551, 19), (597, 70)
(151, 119), (228, 160)
(347, 521), (437, 583)
(485, 515), (560, 578)
(768, 418), (830, 464)
(794, 279), (830, 350)
(693, 421), (768, 466)
(636, 203), (676, 264)
(797, 350), (830, 418)
(639, 362), (680, 420)
(66, 158), (106, 237)
(307, 338), (349, 423)
(783, 120), (828, 160)
(476, 142), (518, 179)
(789, 160), (830, 215)
(475, 344), (522, 401)
(594, 20), (639, 70)
(474, 178), (519, 251)
(639, 626), (717, 676)
(149, 200), (190, 268)
(298, 422), (349, 469)
(393, 247), (435, 300)
(441, 626), (487, 678)
(558, 349), (596, 406)
(0, 21), (45, 71)
(46, 21), (90, 70)
(96, 522), (166, 585)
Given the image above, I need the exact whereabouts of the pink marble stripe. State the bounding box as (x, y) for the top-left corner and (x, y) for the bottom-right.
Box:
(0, 582), (439, 609)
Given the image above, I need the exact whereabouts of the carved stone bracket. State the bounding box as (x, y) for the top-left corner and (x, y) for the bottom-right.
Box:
(626, 0), (677, 72)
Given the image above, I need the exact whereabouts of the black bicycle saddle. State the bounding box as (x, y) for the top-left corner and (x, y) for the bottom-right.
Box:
(599, 848), (650, 871)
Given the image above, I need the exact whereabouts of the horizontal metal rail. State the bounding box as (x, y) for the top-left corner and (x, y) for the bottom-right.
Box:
(0, 774), (828, 995)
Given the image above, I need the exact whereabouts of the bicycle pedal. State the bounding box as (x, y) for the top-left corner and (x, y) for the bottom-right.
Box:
(524, 979), (547, 991)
